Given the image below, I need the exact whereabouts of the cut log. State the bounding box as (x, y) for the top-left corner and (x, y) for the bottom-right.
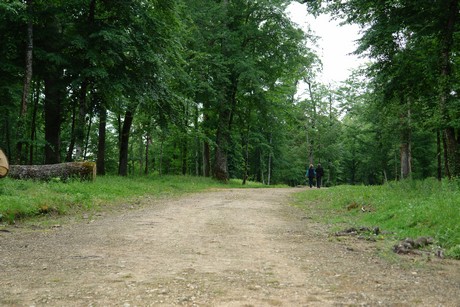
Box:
(0, 149), (9, 178)
(9, 162), (96, 181)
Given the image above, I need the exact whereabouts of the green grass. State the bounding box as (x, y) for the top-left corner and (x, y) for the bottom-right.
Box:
(0, 175), (270, 224)
(293, 178), (460, 259)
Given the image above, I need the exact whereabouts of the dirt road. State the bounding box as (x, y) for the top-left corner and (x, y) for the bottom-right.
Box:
(1, 188), (459, 306)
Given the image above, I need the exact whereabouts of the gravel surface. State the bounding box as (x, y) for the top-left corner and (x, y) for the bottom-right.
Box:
(1, 188), (459, 306)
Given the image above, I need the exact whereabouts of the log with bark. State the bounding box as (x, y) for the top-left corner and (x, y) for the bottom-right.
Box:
(0, 149), (9, 178)
(8, 162), (96, 181)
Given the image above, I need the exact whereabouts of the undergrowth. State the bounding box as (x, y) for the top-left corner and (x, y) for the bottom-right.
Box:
(293, 178), (460, 259)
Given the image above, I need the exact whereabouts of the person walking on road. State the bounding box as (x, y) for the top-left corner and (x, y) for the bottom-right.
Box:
(316, 163), (324, 188)
(306, 164), (316, 188)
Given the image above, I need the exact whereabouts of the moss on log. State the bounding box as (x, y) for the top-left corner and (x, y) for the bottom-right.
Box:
(9, 162), (96, 181)
(0, 149), (9, 178)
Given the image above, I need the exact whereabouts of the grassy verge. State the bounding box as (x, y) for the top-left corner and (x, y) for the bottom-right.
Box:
(293, 178), (460, 259)
(0, 175), (271, 224)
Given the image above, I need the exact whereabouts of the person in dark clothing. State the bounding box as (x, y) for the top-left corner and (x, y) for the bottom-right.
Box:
(306, 164), (315, 188)
(316, 163), (324, 188)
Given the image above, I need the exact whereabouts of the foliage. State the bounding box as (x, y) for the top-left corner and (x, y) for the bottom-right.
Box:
(0, 0), (459, 186)
(293, 178), (460, 258)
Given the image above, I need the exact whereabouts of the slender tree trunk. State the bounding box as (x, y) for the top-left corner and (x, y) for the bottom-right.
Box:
(213, 78), (238, 181)
(29, 80), (40, 165)
(83, 110), (92, 160)
(242, 122), (250, 185)
(437, 129), (442, 181)
(75, 0), (96, 160)
(66, 102), (77, 162)
(202, 113), (211, 177)
(214, 125), (229, 181)
(44, 76), (63, 164)
(118, 110), (134, 176)
(400, 98), (412, 179)
(144, 135), (150, 175)
(203, 141), (210, 177)
(194, 104), (200, 176)
(260, 151), (265, 185)
(267, 133), (272, 186)
(159, 140), (164, 176)
(305, 80), (316, 165)
(96, 104), (107, 175)
(181, 139), (187, 175)
(439, 0), (460, 177)
(20, 14), (33, 108)
(16, 0), (34, 163)
(442, 130), (451, 179)
(75, 80), (88, 160)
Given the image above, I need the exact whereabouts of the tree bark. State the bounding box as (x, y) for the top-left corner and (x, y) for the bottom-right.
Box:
(8, 162), (96, 181)
(144, 135), (151, 175)
(202, 112), (211, 177)
(267, 133), (272, 186)
(44, 75), (63, 164)
(75, 0), (96, 160)
(213, 77), (238, 182)
(83, 106), (93, 160)
(96, 104), (107, 175)
(75, 80), (88, 160)
(118, 110), (134, 176)
(439, 0), (460, 177)
(29, 80), (40, 165)
(16, 0), (34, 164)
(203, 141), (210, 177)
(437, 129), (442, 181)
(66, 102), (77, 162)
(400, 100), (412, 179)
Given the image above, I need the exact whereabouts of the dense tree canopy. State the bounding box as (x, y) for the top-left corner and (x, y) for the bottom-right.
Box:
(0, 0), (459, 185)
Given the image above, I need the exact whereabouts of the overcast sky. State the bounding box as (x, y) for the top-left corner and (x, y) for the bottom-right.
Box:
(286, 2), (365, 84)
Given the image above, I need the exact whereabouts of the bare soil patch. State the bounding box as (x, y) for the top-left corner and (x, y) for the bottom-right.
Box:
(1, 188), (459, 306)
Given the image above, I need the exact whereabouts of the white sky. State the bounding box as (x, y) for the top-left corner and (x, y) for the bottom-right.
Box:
(286, 2), (365, 84)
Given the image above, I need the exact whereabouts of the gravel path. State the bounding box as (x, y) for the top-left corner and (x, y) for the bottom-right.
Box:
(1, 188), (459, 306)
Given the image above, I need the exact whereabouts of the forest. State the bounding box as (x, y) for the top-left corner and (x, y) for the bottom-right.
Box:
(0, 0), (459, 186)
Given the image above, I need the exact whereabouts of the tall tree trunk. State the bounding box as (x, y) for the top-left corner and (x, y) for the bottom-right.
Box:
(83, 109), (93, 160)
(29, 80), (40, 165)
(400, 99), (412, 179)
(96, 103), (107, 175)
(16, 0), (34, 163)
(144, 135), (151, 175)
(439, 0), (460, 177)
(242, 122), (250, 185)
(118, 110), (134, 176)
(75, 80), (88, 160)
(75, 0), (96, 160)
(202, 112), (211, 177)
(442, 130), (452, 179)
(181, 139), (187, 175)
(267, 133), (272, 186)
(203, 141), (210, 177)
(214, 110), (231, 181)
(194, 104), (200, 176)
(66, 102), (77, 162)
(44, 75), (63, 164)
(213, 78), (238, 181)
(437, 129), (442, 181)
(305, 80), (316, 165)
(159, 140), (164, 176)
